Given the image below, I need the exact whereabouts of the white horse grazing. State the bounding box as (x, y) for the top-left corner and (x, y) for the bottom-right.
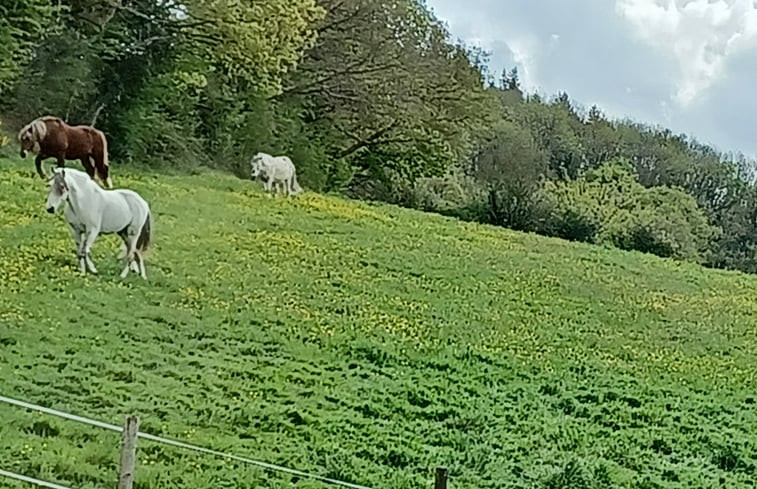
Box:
(250, 152), (303, 197)
(45, 168), (153, 279)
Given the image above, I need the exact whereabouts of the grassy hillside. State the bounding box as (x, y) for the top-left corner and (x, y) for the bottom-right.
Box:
(1, 156), (756, 489)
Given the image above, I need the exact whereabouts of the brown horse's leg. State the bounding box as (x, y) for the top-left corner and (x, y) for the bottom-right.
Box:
(81, 158), (96, 179)
(92, 147), (112, 188)
(35, 155), (46, 179)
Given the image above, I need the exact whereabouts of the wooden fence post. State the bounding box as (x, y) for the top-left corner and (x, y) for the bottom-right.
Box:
(118, 415), (140, 489)
(435, 467), (448, 489)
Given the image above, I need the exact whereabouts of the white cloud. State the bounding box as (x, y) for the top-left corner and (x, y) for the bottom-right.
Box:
(616, 0), (757, 107)
(507, 38), (541, 90)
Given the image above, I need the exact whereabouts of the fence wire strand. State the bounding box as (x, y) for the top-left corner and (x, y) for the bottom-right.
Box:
(0, 394), (372, 489)
(0, 468), (73, 489)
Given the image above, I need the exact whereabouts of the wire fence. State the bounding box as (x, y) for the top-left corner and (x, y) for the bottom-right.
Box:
(0, 394), (382, 489)
(0, 468), (72, 489)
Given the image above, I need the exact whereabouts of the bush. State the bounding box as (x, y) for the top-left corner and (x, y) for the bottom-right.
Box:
(609, 186), (720, 263)
(411, 170), (488, 221)
(538, 177), (606, 243)
(538, 160), (720, 262)
(113, 70), (206, 167)
(545, 205), (602, 243)
(0, 117), (9, 148)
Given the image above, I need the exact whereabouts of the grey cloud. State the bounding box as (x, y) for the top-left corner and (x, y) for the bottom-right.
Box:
(427, 0), (757, 156)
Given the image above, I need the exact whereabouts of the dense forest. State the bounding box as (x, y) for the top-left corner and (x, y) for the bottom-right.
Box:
(3, 0), (757, 273)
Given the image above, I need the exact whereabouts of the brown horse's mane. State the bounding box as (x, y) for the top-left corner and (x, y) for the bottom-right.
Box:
(38, 115), (64, 125)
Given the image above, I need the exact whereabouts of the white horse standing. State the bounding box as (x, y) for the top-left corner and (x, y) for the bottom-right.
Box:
(250, 152), (303, 197)
(45, 168), (153, 279)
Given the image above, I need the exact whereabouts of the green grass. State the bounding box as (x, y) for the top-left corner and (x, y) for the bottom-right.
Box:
(1, 155), (756, 488)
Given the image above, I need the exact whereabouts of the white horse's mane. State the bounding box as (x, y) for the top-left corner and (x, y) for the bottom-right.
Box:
(54, 167), (94, 186)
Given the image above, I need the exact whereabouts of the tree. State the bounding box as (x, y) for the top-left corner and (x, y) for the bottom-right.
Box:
(470, 121), (548, 230)
(279, 0), (490, 189)
(582, 106), (621, 169)
(516, 98), (586, 179)
(0, 0), (59, 93)
(500, 66), (523, 96)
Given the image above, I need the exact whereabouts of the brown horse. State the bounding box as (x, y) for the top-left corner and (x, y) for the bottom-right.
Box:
(18, 116), (113, 188)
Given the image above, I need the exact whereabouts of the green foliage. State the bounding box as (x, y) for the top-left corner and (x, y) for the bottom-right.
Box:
(281, 0), (490, 190)
(0, 0), (60, 93)
(2, 156), (757, 488)
(538, 161), (720, 262)
(7, 31), (103, 124)
(116, 70), (205, 166)
(470, 120), (548, 230)
(515, 95), (587, 179)
(183, 0), (324, 96)
(0, 116), (8, 147)
(612, 185), (721, 263)
(411, 170), (488, 222)
(542, 460), (616, 489)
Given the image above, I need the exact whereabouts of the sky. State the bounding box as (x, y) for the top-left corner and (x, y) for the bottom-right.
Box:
(425, 0), (757, 157)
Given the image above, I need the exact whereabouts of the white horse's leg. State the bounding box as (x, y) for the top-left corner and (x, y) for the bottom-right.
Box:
(119, 231), (139, 279)
(68, 224), (83, 258)
(117, 242), (127, 259)
(119, 254), (132, 279)
(75, 228), (88, 274)
(285, 176), (292, 197)
(135, 251), (147, 280)
(81, 227), (100, 274)
(266, 178), (275, 198)
(117, 233), (136, 271)
(85, 254), (98, 274)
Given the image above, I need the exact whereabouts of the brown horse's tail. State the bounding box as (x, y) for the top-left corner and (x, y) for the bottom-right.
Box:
(136, 210), (153, 253)
(93, 129), (112, 188)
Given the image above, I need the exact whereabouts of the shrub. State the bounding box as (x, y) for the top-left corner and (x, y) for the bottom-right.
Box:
(610, 186), (720, 263)
(114, 71), (205, 167)
(0, 117), (9, 148)
(411, 170), (488, 221)
(538, 160), (720, 261)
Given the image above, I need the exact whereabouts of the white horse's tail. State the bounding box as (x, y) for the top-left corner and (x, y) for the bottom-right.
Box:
(137, 210), (153, 252)
(291, 171), (303, 195)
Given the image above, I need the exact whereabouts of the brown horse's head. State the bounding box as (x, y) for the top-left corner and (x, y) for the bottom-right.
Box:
(18, 119), (48, 158)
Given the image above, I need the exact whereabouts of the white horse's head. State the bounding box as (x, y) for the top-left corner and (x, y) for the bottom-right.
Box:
(250, 153), (273, 180)
(46, 169), (70, 214)
(250, 152), (268, 179)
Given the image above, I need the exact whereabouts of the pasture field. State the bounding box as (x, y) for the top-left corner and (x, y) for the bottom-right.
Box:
(1, 156), (757, 489)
